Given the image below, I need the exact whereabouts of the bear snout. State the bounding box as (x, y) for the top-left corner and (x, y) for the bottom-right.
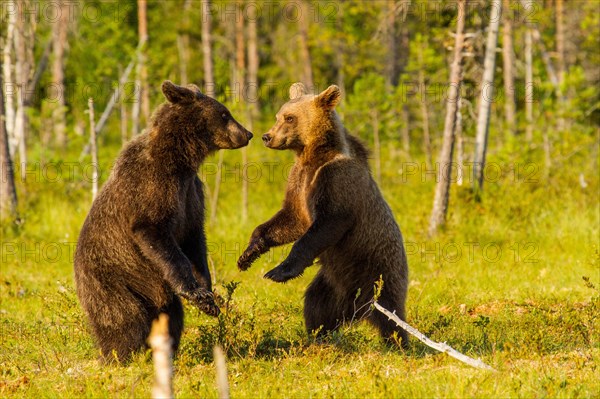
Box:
(246, 131), (253, 140)
(262, 134), (272, 145)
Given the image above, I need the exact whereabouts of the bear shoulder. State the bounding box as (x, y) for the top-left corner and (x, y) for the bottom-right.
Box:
(309, 157), (370, 211)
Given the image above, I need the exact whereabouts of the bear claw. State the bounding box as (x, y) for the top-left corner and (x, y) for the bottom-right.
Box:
(264, 265), (302, 283)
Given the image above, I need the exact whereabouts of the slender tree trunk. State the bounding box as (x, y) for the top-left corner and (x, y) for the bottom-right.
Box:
(52, 0), (69, 148)
(298, 0), (314, 89)
(235, 4), (245, 97)
(524, 22), (533, 142)
(119, 65), (128, 145)
(385, 0), (398, 88)
(120, 97), (128, 146)
(235, 3), (248, 222)
(132, 0), (146, 137)
(334, 2), (345, 94)
(418, 37), (432, 168)
(531, 28), (559, 89)
(3, 7), (16, 157)
(245, 0), (260, 223)
(502, 0), (516, 135)
(428, 0), (465, 236)
(555, 0), (565, 85)
(371, 110), (381, 184)
(455, 99), (464, 186)
(177, 0), (192, 84)
(401, 104), (410, 154)
(137, 0), (150, 124)
(88, 98), (98, 201)
(0, 72), (19, 221)
(247, 0), (259, 116)
(202, 0), (215, 97)
(14, 1), (34, 181)
(210, 151), (224, 225)
(473, 0), (502, 193)
(555, 0), (566, 133)
(131, 81), (140, 136)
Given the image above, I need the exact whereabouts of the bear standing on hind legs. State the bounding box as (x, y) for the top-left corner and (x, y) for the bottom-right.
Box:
(238, 83), (409, 347)
(74, 81), (253, 362)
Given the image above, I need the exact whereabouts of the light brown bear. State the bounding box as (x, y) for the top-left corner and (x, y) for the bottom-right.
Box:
(238, 83), (409, 347)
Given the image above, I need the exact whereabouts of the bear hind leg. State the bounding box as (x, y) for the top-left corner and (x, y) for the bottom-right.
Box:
(304, 274), (344, 339)
(160, 295), (184, 354)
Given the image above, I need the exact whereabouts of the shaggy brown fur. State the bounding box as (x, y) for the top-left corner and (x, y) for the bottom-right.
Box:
(74, 81), (252, 362)
(238, 83), (409, 347)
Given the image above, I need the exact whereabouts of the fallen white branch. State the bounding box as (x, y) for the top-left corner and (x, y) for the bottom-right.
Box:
(373, 302), (496, 371)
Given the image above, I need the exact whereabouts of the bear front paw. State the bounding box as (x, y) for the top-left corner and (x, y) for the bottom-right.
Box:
(198, 298), (221, 317)
(237, 240), (264, 271)
(264, 262), (304, 283)
(186, 288), (221, 317)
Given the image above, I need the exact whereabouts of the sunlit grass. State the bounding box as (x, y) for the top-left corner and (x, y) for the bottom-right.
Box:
(1, 134), (598, 398)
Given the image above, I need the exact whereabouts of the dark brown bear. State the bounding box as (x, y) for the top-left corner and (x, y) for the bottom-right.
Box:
(238, 83), (409, 347)
(74, 81), (252, 362)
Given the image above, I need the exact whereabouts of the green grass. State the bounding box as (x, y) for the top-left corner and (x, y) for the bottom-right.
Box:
(1, 134), (599, 398)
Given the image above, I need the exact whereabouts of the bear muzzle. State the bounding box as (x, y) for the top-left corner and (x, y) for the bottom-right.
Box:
(227, 124), (253, 148)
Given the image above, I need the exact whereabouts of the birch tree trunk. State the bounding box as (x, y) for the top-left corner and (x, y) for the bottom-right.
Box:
(245, 0), (260, 223)
(3, 7), (16, 157)
(371, 110), (381, 184)
(473, 0), (502, 193)
(427, 0), (465, 236)
(555, 0), (565, 85)
(524, 4), (534, 142)
(119, 65), (128, 145)
(137, 0), (150, 125)
(247, 0), (259, 116)
(298, 0), (314, 89)
(455, 99), (464, 186)
(177, 0), (192, 84)
(401, 104), (410, 154)
(202, 0), (215, 98)
(0, 72), (19, 221)
(334, 2), (345, 94)
(385, 0), (398, 88)
(14, 0), (34, 181)
(88, 99), (98, 201)
(555, 0), (565, 133)
(502, 0), (516, 135)
(235, 4), (248, 222)
(418, 37), (432, 168)
(52, 0), (69, 148)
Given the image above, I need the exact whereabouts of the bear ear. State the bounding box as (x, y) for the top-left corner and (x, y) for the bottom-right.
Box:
(162, 81), (196, 104)
(185, 83), (206, 97)
(289, 82), (308, 100)
(316, 85), (341, 110)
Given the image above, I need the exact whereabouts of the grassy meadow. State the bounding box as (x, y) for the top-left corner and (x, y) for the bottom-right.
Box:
(1, 120), (598, 398)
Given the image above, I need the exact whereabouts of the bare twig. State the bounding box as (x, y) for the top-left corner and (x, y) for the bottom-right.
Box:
(213, 345), (229, 399)
(148, 314), (173, 399)
(373, 302), (496, 371)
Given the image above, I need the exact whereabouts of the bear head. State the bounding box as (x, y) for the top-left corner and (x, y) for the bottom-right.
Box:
(262, 83), (342, 153)
(158, 81), (253, 151)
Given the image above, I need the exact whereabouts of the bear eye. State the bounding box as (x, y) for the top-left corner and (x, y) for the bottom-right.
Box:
(285, 116), (294, 123)
(221, 113), (227, 120)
